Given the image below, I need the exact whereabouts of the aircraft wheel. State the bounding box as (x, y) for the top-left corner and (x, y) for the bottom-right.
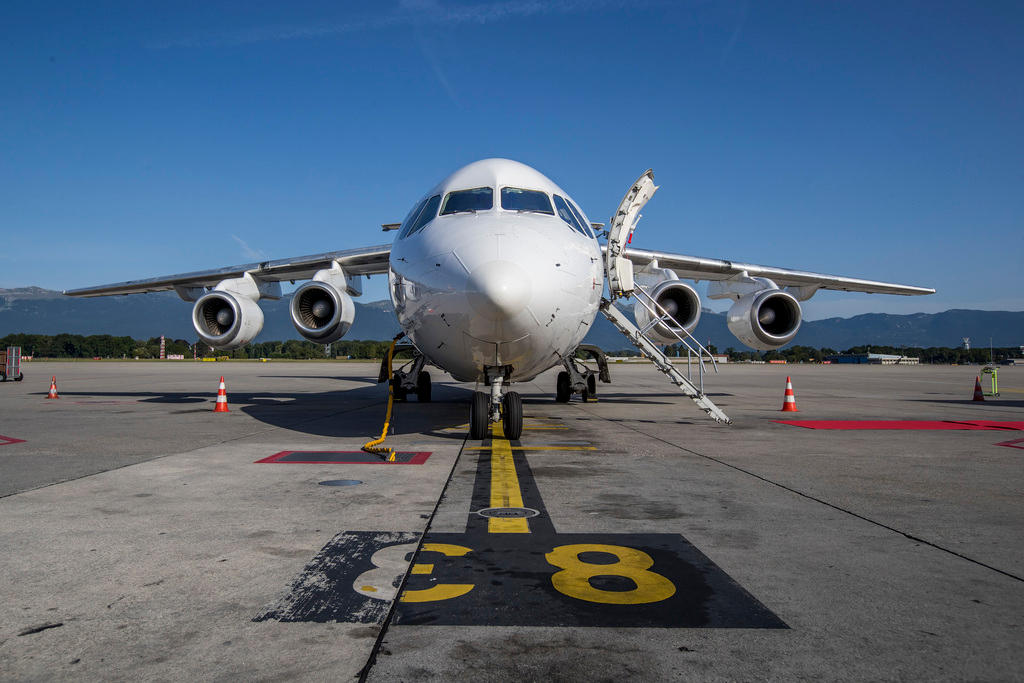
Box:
(502, 391), (523, 440)
(583, 373), (597, 401)
(391, 373), (407, 401)
(470, 391), (489, 440)
(556, 371), (571, 403)
(14, 373), (23, 382)
(416, 371), (432, 402)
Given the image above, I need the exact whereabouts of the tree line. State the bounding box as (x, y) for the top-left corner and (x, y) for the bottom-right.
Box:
(1, 333), (1018, 363)
(0, 333), (395, 360)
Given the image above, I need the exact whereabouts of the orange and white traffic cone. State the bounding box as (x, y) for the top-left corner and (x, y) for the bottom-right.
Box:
(213, 376), (230, 413)
(46, 376), (59, 399)
(781, 376), (798, 412)
(973, 376), (985, 402)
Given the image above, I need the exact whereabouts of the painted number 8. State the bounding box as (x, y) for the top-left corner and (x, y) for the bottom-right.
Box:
(545, 543), (675, 605)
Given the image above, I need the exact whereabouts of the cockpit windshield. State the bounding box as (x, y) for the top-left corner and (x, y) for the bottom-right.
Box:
(553, 194), (591, 237)
(500, 187), (553, 214)
(441, 187), (493, 215)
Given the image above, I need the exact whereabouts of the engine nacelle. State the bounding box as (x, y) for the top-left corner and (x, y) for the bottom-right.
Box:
(192, 291), (265, 350)
(634, 279), (702, 345)
(727, 289), (802, 350)
(290, 280), (355, 344)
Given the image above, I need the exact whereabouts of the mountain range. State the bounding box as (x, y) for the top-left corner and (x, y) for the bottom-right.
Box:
(1, 287), (1022, 351)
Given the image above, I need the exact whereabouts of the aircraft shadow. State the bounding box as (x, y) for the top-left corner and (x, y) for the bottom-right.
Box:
(909, 398), (1024, 409)
(42, 383), (476, 438)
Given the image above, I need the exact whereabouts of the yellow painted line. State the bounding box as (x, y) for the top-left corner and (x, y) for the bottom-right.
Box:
(466, 445), (596, 451)
(410, 563), (433, 575)
(488, 422), (530, 533)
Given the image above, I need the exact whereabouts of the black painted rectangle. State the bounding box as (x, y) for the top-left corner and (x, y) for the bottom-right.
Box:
(395, 531), (787, 629)
(254, 530), (421, 624)
(255, 451), (431, 465)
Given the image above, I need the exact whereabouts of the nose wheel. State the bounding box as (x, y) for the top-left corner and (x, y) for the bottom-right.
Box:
(470, 392), (489, 440)
(469, 375), (523, 441)
(501, 391), (522, 439)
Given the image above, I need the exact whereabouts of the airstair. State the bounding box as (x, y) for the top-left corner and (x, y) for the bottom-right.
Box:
(601, 169), (732, 425)
(600, 296), (731, 424)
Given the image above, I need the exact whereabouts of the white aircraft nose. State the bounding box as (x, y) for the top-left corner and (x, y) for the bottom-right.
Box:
(467, 260), (532, 321)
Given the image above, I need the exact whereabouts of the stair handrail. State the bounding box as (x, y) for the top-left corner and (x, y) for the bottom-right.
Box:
(631, 285), (720, 374)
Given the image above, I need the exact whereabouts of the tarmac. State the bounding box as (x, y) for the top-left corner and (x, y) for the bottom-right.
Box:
(0, 360), (1021, 681)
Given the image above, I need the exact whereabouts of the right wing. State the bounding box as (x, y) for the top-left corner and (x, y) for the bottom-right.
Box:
(64, 244), (391, 297)
(618, 246), (935, 296)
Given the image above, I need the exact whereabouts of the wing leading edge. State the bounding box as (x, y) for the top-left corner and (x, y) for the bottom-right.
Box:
(619, 246), (934, 296)
(63, 244), (392, 298)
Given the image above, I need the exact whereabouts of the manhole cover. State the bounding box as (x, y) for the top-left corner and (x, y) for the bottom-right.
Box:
(319, 479), (363, 487)
(476, 507), (539, 519)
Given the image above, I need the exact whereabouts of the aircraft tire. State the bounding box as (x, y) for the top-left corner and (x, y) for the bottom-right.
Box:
(416, 371), (431, 402)
(556, 371), (571, 403)
(584, 373), (597, 401)
(470, 391), (489, 440)
(391, 373), (407, 401)
(14, 373), (22, 382)
(502, 391), (523, 440)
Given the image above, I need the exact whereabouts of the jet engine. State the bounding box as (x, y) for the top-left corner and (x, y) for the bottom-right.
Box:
(727, 289), (802, 350)
(192, 291), (265, 350)
(634, 279), (702, 345)
(289, 276), (355, 344)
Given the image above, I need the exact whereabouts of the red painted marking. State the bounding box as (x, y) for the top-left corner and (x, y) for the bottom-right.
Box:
(255, 451), (432, 465)
(996, 438), (1024, 450)
(775, 420), (1024, 431)
(0, 434), (26, 446)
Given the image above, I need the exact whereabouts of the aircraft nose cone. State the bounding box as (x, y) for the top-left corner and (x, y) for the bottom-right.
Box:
(467, 260), (532, 321)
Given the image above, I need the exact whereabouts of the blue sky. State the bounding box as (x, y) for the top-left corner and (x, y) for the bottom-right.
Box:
(2, 1), (1021, 319)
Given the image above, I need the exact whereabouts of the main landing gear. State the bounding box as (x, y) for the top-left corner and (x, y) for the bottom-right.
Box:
(380, 345), (432, 403)
(555, 345), (610, 403)
(469, 368), (522, 441)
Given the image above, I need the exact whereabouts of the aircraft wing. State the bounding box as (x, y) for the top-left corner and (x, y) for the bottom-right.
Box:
(64, 244), (392, 297)
(619, 246), (934, 296)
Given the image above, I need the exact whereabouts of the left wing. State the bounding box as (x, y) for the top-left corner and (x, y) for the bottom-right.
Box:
(64, 244), (391, 297)
(618, 246), (934, 296)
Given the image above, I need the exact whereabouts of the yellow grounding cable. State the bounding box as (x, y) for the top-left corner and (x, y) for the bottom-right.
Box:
(362, 334), (404, 462)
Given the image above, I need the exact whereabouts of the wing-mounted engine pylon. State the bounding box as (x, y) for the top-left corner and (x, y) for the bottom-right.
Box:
(605, 170), (658, 298)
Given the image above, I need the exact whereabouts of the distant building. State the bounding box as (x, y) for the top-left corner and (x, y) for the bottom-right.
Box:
(825, 353), (919, 365)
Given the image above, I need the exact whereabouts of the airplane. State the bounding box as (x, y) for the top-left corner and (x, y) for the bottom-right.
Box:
(65, 158), (934, 439)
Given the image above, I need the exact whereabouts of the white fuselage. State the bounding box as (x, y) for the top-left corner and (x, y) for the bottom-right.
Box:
(388, 159), (603, 382)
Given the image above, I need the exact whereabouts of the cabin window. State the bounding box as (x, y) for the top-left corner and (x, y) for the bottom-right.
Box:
(553, 195), (588, 236)
(440, 187), (493, 215)
(500, 187), (554, 214)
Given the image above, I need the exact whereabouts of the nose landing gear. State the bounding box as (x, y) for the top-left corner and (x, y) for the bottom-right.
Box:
(469, 367), (522, 440)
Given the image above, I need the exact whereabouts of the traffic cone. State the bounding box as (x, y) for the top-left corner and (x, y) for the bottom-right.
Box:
(213, 376), (230, 413)
(973, 376), (984, 402)
(781, 376), (798, 412)
(46, 376), (59, 399)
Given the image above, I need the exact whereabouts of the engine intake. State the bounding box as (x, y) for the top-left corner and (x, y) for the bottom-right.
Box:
(192, 291), (265, 349)
(634, 280), (702, 345)
(727, 289), (802, 350)
(290, 281), (355, 343)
